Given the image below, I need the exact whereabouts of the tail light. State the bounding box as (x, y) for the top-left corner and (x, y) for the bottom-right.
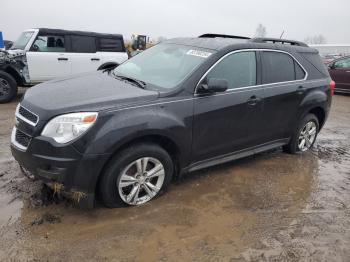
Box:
(329, 80), (336, 96)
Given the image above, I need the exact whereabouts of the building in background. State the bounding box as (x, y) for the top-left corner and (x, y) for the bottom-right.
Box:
(310, 44), (350, 57)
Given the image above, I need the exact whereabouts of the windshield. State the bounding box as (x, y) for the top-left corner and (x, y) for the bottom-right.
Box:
(114, 43), (214, 90)
(11, 31), (34, 50)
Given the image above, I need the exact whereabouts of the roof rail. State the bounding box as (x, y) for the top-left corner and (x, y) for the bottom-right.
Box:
(199, 33), (250, 40)
(251, 37), (308, 47)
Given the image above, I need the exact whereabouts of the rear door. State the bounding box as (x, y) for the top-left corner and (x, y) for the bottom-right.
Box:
(26, 34), (71, 82)
(329, 57), (350, 92)
(67, 35), (103, 74)
(192, 51), (265, 162)
(260, 50), (307, 142)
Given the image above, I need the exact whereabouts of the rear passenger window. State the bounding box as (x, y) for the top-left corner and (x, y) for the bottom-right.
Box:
(262, 52), (295, 83)
(98, 38), (124, 52)
(70, 35), (96, 53)
(207, 52), (256, 89)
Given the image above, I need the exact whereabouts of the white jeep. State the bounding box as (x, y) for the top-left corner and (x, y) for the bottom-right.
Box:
(0, 28), (129, 103)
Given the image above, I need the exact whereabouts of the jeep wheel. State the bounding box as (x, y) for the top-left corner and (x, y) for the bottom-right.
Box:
(0, 71), (18, 103)
(283, 113), (319, 154)
(98, 143), (174, 208)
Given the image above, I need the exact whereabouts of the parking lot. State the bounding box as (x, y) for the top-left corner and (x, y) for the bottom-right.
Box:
(0, 91), (349, 261)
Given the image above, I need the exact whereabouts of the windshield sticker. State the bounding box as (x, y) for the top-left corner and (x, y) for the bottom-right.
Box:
(186, 50), (212, 58)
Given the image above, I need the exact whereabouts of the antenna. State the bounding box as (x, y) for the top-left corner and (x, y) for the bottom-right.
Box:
(279, 30), (285, 39)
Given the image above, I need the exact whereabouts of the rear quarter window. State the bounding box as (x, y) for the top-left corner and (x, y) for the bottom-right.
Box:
(295, 62), (306, 80)
(98, 38), (124, 52)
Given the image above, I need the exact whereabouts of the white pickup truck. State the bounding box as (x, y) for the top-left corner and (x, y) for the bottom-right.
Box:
(0, 28), (129, 103)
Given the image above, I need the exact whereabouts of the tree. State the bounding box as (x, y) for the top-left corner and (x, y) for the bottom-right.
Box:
(255, 24), (267, 38)
(304, 35), (327, 44)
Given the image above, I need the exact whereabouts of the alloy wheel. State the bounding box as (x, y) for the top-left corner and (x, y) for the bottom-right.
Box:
(298, 121), (317, 151)
(118, 157), (165, 205)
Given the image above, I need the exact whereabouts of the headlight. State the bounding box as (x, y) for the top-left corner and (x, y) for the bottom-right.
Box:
(41, 112), (98, 144)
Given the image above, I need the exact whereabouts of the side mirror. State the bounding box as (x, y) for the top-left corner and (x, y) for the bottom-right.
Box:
(328, 63), (335, 70)
(198, 78), (228, 94)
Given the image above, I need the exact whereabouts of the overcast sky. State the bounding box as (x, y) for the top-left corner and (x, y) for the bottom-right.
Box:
(1, 0), (349, 43)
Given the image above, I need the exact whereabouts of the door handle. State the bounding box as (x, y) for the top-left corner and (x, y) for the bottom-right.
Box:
(346, 71), (350, 73)
(57, 57), (68, 61)
(91, 58), (100, 61)
(247, 95), (260, 106)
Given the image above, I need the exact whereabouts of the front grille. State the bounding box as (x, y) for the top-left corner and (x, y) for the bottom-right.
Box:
(15, 129), (31, 148)
(18, 106), (38, 124)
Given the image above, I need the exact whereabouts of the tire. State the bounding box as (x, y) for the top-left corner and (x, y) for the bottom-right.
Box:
(283, 113), (319, 154)
(98, 143), (174, 208)
(0, 71), (18, 103)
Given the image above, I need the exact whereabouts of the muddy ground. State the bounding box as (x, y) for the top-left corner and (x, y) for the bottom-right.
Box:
(0, 90), (349, 262)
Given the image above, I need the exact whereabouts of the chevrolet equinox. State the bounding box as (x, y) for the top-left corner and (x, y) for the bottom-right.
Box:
(11, 34), (334, 208)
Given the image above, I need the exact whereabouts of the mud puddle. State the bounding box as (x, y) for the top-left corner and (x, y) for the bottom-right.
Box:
(0, 94), (349, 261)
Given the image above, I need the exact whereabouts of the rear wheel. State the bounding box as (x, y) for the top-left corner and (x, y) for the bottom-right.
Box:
(0, 71), (18, 103)
(98, 143), (174, 208)
(283, 113), (319, 154)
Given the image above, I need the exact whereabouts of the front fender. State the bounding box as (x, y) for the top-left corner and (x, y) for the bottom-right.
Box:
(73, 99), (194, 165)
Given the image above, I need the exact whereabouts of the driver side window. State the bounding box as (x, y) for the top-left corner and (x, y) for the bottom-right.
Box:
(206, 51), (257, 89)
(31, 35), (66, 52)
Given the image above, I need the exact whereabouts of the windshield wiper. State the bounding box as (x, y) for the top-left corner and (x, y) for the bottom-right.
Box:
(114, 74), (147, 89)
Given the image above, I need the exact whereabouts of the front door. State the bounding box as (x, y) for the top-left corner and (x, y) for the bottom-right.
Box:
(192, 51), (265, 162)
(26, 34), (71, 83)
(329, 57), (350, 92)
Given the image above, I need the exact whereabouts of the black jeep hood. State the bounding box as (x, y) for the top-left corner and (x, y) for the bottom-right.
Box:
(21, 71), (159, 120)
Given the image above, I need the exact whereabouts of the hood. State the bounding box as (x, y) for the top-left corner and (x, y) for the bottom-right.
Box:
(21, 71), (159, 120)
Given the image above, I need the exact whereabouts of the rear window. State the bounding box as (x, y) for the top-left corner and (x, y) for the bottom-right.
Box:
(300, 52), (328, 76)
(262, 51), (306, 84)
(98, 38), (124, 52)
(70, 35), (96, 53)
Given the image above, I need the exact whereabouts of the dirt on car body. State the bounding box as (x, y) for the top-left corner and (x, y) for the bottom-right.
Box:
(0, 93), (350, 261)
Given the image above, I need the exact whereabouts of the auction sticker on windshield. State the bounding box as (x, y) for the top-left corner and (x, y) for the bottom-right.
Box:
(186, 49), (212, 58)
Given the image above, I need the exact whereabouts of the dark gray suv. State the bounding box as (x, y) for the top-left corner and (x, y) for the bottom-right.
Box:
(11, 34), (334, 208)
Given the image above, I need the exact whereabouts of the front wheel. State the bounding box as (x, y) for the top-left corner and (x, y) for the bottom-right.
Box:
(283, 114), (319, 154)
(0, 71), (18, 103)
(98, 143), (174, 208)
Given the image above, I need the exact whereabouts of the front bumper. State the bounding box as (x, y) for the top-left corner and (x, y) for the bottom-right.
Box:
(11, 127), (111, 208)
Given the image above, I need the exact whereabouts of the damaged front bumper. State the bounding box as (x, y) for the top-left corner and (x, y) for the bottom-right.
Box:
(11, 128), (111, 209)
(0, 49), (30, 85)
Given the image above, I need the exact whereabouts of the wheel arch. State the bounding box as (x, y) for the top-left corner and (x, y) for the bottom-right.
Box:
(97, 62), (119, 71)
(2, 67), (23, 86)
(308, 106), (326, 129)
(93, 133), (182, 195)
(297, 88), (329, 130)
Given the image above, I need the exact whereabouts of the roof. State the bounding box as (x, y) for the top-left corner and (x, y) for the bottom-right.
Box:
(165, 34), (312, 52)
(165, 37), (250, 51)
(36, 28), (124, 39)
